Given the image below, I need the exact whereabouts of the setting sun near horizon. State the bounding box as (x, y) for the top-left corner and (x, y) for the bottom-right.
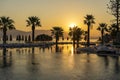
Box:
(69, 23), (76, 28)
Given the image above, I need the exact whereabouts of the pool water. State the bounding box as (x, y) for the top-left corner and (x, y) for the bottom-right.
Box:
(0, 44), (120, 80)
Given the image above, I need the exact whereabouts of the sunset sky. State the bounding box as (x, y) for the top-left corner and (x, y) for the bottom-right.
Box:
(0, 0), (114, 37)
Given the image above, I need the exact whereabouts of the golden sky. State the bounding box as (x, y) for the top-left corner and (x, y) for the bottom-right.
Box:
(0, 0), (114, 37)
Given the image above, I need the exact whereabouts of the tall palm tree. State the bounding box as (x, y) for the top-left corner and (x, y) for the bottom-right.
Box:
(0, 16), (15, 44)
(51, 27), (64, 45)
(26, 16), (41, 41)
(97, 23), (108, 44)
(84, 14), (95, 47)
(69, 26), (83, 47)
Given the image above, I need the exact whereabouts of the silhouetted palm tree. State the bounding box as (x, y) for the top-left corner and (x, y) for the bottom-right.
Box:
(108, 23), (118, 41)
(82, 31), (88, 47)
(84, 14), (95, 47)
(0, 16), (15, 44)
(51, 27), (64, 45)
(75, 27), (84, 47)
(26, 16), (41, 41)
(69, 26), (83, 47)
(83, 31), (88, 42)
(69, 27), (75, 46)
(97, 23), (108, 44)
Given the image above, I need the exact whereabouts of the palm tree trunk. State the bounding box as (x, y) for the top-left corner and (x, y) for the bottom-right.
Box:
(56, 33), (58, 45)
(55, 34), (59, 52)
(101, 30), (104, 45)
(31, 47), (35, 64)
(117, 0), (119, 32)
(116, 0), (119, 43)
(3, 28), (7, 44)
(73, 33), (75, 47)
(3, 48), (7, 67)
(87, 25), (90, 47)
(56, 37), (58, 45)
(32, 25), (35, 42)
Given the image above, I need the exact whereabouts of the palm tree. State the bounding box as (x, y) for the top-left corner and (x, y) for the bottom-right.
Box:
(26, 16), (41, 41)
(0, 16), (15, 44)
(108, 23), (118, 42)
(69, 26), (83, 47)
(84, 14), (95, 47)
(69, 27), (76, 46)
(83, 31), (88, 41)
(51, 27), (64, 45)
(97, 23), (108, 44)
(82, 31), (88, 47)
(75, 27), (83, 47)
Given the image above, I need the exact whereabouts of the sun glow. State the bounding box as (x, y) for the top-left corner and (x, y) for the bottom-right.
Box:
(69, 23), (76, 28)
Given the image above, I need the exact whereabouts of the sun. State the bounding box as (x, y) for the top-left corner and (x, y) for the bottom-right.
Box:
(69, 23), (76, 28)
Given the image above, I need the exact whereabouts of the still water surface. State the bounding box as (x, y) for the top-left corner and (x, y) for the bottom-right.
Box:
(0, 44), (120, 80)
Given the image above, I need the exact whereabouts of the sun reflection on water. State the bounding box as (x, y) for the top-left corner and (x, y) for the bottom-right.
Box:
(71, 46), (74, 56)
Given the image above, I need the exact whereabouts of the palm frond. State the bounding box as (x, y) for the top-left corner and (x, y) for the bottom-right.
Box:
(26, 20), (31, 26)
(8, 24), (15, 30)
(50, 26), (64, 38)
(26, 16), (41, 27)
(0, 16), (15, 31)
(84, 14), (95, 29)
(97, 23), (108, 33)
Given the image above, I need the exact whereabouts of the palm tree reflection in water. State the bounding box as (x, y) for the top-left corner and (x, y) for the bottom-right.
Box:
(55, 45), (59, 52)
(55, 45), (65, 53)
(2, 48), (12, 68)
(31, 47), (39, 65)
(114, 56), (119, 73)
